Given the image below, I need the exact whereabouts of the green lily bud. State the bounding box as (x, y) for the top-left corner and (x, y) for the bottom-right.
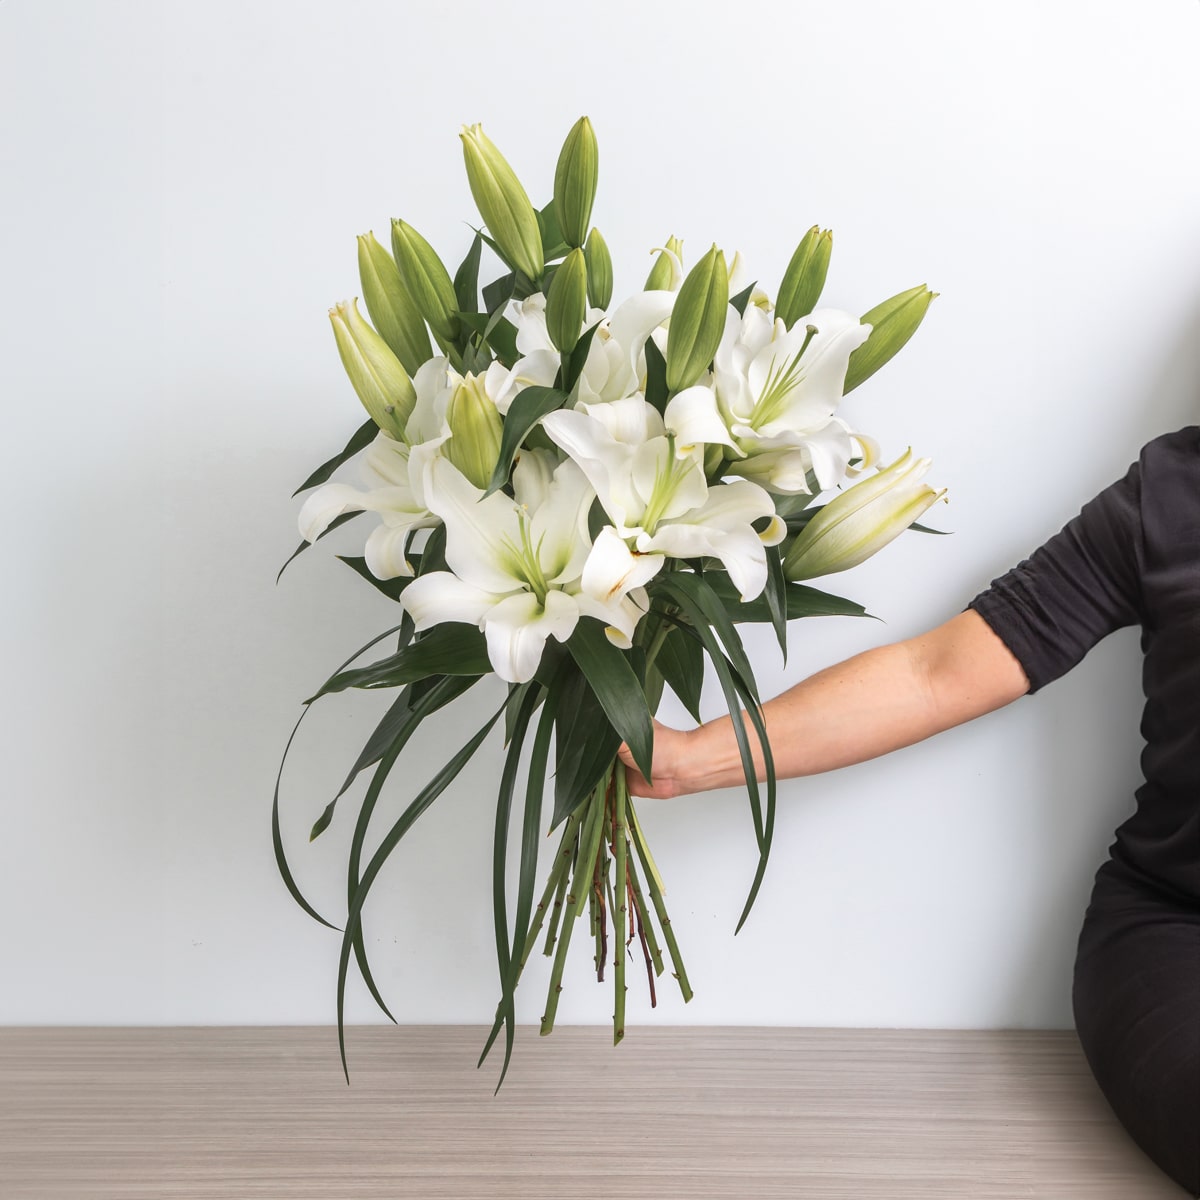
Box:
(782, 449), (946, 580)
(645, 234), (684, 291)
(584, 228), (613, 309)
(460, 123), (544, 282)
(843, 284), (937, 394)
(553, 116), (599, 248)
(665, 244), (728, 393)
(357, 231), (432, 377)
(775, 226), (832, 330)
(390, 219), (461, 345)
(546, 247), (588, 353)
(329, 299), (415, 440)
(443, 373), (503, 490)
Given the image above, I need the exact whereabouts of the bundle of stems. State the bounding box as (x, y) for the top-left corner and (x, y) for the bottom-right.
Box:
(502, 760), (692, 1046)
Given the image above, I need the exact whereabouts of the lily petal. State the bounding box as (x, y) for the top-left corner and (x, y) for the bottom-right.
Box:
(399, 570), (498, 629)
(607, 290), (676, 370)
(483, 589), (580, 683)
(574, 586), (650, 649)
(422, 456), (524, 594)
(531, 458), (595, 585)
(298, 483), (371, 543)
(663, 384), (737, 453)
(581, 526), (665, 604)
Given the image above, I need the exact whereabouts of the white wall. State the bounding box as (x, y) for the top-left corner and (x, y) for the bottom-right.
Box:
(2, 0), (1198, 1032)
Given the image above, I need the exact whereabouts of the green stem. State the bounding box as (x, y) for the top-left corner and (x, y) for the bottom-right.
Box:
(625, 847), (663, 977)
(524, 810), (579, 967)
(541, 858), (571, 959)
(541, 779), (607, 1036)
(614, 761), (629, 1044)
(642, 618), (672, 675)
(627, 793), (692, 1003)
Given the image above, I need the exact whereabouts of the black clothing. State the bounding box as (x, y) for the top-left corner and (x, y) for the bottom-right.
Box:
(969, 426), (1200, 903)
(968, 427), (1200, 1195)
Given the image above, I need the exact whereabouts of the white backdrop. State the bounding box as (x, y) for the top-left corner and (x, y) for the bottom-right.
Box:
(2, 0), (1198, 1032)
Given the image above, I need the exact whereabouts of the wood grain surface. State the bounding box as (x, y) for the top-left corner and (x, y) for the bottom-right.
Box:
(0, 1026), (1185, 1199)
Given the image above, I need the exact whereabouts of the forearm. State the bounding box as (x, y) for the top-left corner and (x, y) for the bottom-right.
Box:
(692, 610), (1030, 791)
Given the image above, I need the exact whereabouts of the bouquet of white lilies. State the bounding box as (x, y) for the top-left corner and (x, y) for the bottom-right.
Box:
(276, 117), (945, 1087)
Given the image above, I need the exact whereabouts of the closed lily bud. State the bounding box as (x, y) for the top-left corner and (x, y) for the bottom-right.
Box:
(460, 123), (544, 282)
(357, 231), (432, 377)
(775, 226), (832, 329)
(665, 244), (728, 393)
(553, 116), (598, 248)
(782, 449), (946, 580)
(546, 247), (588, 353)
(645, 234), (684, 291)
(843, 284), (937, 394)
(443, 373), (503, 490)
(390, 219), (461, 344)
(329, 299), (416, 440)
(584, 228), (613, 309)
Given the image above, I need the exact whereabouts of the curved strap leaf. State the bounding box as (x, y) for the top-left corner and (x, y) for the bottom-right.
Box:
(271, 622), (406, 928)
(277, 511), (362, 583)
(292, 418), (376, 497)
(337, 700), (506, 1082)
(566, 618), (654, 784)
(310, 624), (490, 700)
(484, 386), (569, 497)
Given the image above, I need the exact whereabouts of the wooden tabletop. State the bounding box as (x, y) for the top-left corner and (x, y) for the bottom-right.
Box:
(0, 1026), (1185, 1199)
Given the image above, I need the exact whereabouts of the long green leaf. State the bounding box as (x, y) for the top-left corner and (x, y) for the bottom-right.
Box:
(277, 511), (362, 583)
(341, 674), (488, 1032)
(703, 572), (871, 623)
(488, 683), (541, 1090)
(729, 282), (757, 317)
(566, 619), (654, 784)
(550, 668), (620, 828)
(726, 666), (777, 934)
(310, 624), (490, 699)
(271, 622), (406, 928)
(453, 232), (483, 317)
(764, 545), (788, 664)
(643, 336), (668, 415)
(336, 555), (413, 602)
(562, 321), (600, 394)
(292, 418), (376, 496)
(337, 701), (506, 1082)
(657, 573), (759, 704)
(458, 310), (519, 365)
(654, 624), (705, 723)
(311, 672), (480, 841)
(484, 385), (569, 497)
(482, 269), (518, 318)
(655, 606), (770, 853)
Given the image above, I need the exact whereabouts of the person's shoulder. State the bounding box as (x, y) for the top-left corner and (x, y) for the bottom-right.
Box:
(1138, 425), (1200, 464)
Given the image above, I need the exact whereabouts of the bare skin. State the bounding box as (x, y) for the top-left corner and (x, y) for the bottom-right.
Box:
(619, 609), (1031, 799)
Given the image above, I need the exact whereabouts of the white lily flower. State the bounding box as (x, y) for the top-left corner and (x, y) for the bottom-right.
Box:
(543, 402), (785, 602)
(636, 480), (786, 602)
(712, 305), (873, 493)
(297, 432), (440, 579)
(399, 454), (597, 683)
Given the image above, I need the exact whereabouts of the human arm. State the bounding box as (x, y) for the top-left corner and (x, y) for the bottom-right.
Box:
(619, 609), (1031, 799)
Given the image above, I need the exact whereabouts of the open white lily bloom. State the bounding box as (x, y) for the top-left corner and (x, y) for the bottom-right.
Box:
(400, 454), (605, 683)
(297, 433), (440, 579)
(782, 448), (946, 581)
(712, 305), (873, 492)
(543, 401), (785, 602)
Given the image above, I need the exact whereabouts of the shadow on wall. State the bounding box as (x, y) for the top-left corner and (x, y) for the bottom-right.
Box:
(1002, 289), (1200, 1027)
